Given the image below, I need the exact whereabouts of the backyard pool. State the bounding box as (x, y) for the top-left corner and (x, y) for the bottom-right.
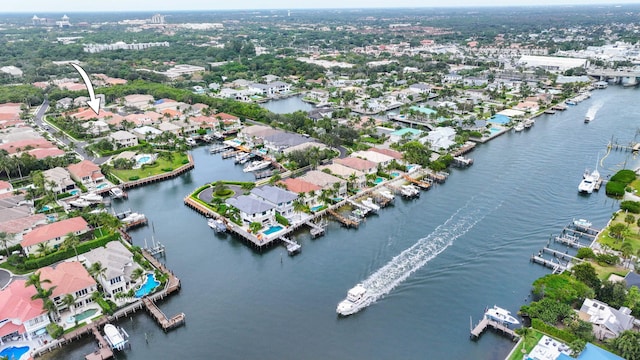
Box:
(96, 183), (108, 190)
(134, 153), (156, 168)
(66, 308), (99, 324)
(135, 273), (160, 298)
(69, 189), (80, 195)
(391, 172), (400, 178)
(374, 177), (385, 184)
(0, 346), (29, 360)
(489, 127), (503, 135)
(310, 205), (324, 212)
(263, 225), (283, 235)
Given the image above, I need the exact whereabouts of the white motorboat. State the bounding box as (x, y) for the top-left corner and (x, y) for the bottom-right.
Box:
(336, 284), (369, 316)
(523, 118), (534, 128)
(584, 114), (594, 123)
(484, 306), (520, 327)
(69, 198), (92, 208)
(121, 212), (146, 225)
(234, 152), (251, 164)
(81, 192), (103, 202)
(110, 187), (126, 199)
(185, 137), (197, 146)
(573, 218), (592, 230)
(400, 185), (420, 198)
(378, 189), (395, 200)
(243, 160), (271, 173)
(578, 169), (600, 194)
(513, 123), (525, 132)
(208, 218), (227, 232)
(361, 197), (380, 212)
(104, 324), (129, 351)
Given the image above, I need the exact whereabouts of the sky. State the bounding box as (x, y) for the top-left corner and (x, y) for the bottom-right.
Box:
(7, 0), (640, 13)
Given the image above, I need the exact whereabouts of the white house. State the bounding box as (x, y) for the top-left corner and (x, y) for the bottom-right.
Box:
(420, 127), (457, 151)
(110, 130), (139, 148)
(82, 241), (144, 299)
(578, 298), (636, 340)
(226, 195), (276, 227)
(250, 185), (298, 218)
(43, 167), (76, 194)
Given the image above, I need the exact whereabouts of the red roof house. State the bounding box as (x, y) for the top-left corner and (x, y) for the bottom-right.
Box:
(67, 160), (105, 185)
(0, 279), (50, 339)
(21, 217), (90, 256)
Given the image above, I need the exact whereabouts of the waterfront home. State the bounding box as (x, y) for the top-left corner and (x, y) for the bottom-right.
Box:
(408, 83), (432, 95)
(334, 157), (377, 175)
(225, 195), (276, 227)
(297, 170), (347, 197)
(132, 126), (162, 140)
(279, 178), (322, 207)
(38, 261), (97, 312)
(0, 193), (47, 244)
(0, 180), (13, 194)
(42, 167), (76, 194)
(237, 125), (278, 145)
(172, 119), (200, 137)
(281, 142), (328, 156)
(250, 185), (298, 218)
(368, 147), (403, 162)
(307, 108), (334, 121)
(0, 279), (50, 341)
(388, 128), (423, 144)
(67, 160), (105, 187)
(317, 163), (366, 189)
(419, 127), (457, 151)
(578, 298), (636, 341)
(109, 130), (139, 148)
(249, 81), (291, 97)
(20, 217), (90, 256)
(157, 121), (182, 136)
(82, 241), (143, 299)
(262, 131), (311, 154)
(352, 150), (395, 168)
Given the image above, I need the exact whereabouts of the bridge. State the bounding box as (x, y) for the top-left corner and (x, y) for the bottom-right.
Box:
(587, 69), (640, 86)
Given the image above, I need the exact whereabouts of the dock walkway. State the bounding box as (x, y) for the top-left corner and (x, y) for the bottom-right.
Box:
(279, 236), (301, 255)
(470, 317), (518, 340)
(327, 209), (360, 228)
(531, 255), (567, 274)
(142, 298), (186, 331)
(304, 220), (326, 238)
(402, 174), (431, 190)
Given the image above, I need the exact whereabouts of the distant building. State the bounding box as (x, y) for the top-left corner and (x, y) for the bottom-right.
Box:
(0, 66), (23, 77)
(150, 14), (165, 24)
(517, 55), (589, 72)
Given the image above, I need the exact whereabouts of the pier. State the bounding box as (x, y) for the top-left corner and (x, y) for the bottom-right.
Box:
(84, 325), (114, 360)
(452, 156), (474, 167)
(423, 170), (447, 184)
(279, 236), (301, 255)
(402, 174), (432, 190)
(553, 234), (586, 248)
(541, 247), (584, 263)
(327, 209), (360, 228)
(142, 298), (186, 331)
(530, 255), (567, 274)
(305, 220), (326, 238)
(470, 317), (519, 340)
(451, 141), (477, 156)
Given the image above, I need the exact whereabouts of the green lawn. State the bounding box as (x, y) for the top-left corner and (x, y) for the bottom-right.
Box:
(110, 154), (189, 181)
(507, 329), (544, 360)
(597, 214), (640, 254)
(630, 178), (640, 193)
(590, 261), (629, 281)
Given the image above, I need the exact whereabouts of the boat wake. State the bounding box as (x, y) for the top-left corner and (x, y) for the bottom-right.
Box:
(585, 101), (603, 120)
(348, 196), (499, 314)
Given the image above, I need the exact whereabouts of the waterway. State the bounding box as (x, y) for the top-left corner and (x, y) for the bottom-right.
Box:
(259, 94), (316, 114)
(56, 86), (639, 360)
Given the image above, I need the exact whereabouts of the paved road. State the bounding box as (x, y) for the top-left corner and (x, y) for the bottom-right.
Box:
(34, 100), (110, 165)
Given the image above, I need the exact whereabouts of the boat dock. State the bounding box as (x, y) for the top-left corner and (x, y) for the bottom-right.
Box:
(402, 174), (432, 190)
(209, 144), (230, 154)
(254, 169), (275, 179)
(541, 247), (584, 263)
(222, 149), (241, 159)
(142, 298), (186, 331)
(305, 220), (326, 238)
(423, 170), (448, 184)
(84, 325), (115, 360)
(554, 233), (586, 248)
(327, 209), (360, 228)
(530, 255), (567, 274)
(452, 156), (474, 167)
(469, 317), (519, 340)
(123, 217), (148, 230)
(451, 141), (477, 156)
(279, 236), (301, 255)
(608, 141), (640, 153)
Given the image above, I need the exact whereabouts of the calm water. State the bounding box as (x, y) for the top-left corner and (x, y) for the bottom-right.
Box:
(259, 95), (316, 114)
(57, 86), (639, 360)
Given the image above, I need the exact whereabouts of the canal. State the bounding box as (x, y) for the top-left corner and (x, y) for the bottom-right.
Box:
(56, 86), (639, 360)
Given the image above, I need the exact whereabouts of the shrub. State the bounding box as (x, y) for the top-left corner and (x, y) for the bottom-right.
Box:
(606, 181), (626, 197)
(161, 167), (173, 172)
(129, 176), (140, 181)
(620, 201), (640, 214)
(275, 213), (290, 226)
(23, 233), (120, 270)
(610, 169), (636, 184)
(46, 323), (64, 339)
(595, 253), (619, 266)
(531, 318), (577, 343)
(576, 247), (595, 259)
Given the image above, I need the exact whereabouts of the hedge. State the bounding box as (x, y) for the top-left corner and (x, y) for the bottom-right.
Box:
(275, 213), (290, 226)
(620, 200), (640, 214)
(24, 233), (120, 269)
(606, 181), (626, 197)
(531, 318), (577, 343)
(610, 169), (636, 184)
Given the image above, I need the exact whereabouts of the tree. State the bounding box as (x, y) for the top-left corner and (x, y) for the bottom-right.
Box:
(572, 262), (601, 290)
(0, 231), (14, 257)
(63, 232), (81, 261)
(568, 339), (586, 357)
(608, 330), (640, 360)
(89, 261), (107, 283)
(131, 267), (144, 282)
(609, 223), (627, 241)
(62, 294), (76, 316)
(249, 222), (263, 234)
(597, 280), (628, 309)
(36, 242), (51, 257)
(25, 272), (51, 293)
(624, 214), (635, 230)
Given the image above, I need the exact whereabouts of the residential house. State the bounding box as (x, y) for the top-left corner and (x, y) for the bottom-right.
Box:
(0, 180), (13, 195)
(110, 130), (139, 148)
(56, 97), (73, 109)
(38, 261), (97, 312)
(0, 279), (50, 341)
(81, 120), (110, 136)
(225, 195), (276, 227)
(368, 147), (404, 162)
(388, 128), (423, 143)
(317, 163), (366, 189)
(157, 121), (182, 136)
(297, 170), (347, 197)
(352, 150), (395, 168)
(279, 178), (322, 207)
(250, 185), (298, 218)
(262, 132), (311, 154)
(20, 217), (90, 256)
(408, 83), (432, 95)
(578, 298), (636, 340)
(82, 241), (143, 299)
(420, 127), (457, 151)
(281, 142), (328, 156)
(172, 119), (200, 137)
(249, 81), (291, 97)
(123, 94), (154, 109)
(43, 167), (76, 194)
(237, 125), (278, 146)
(67, 160), (105, 186)
(308, 108), (333, 121)
(334, 157), (378, 175)
(132, 126), (162, 140)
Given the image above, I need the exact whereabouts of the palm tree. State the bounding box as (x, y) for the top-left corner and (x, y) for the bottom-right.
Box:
(63, 232), (81, 261)
(131, 267), (144, 282)
(35, 242), (51, 257)
(0, 231), (14, 257)
(25, 272), (51, 293)
(62, 294), (76, 316)
(89, 261), (107, 283)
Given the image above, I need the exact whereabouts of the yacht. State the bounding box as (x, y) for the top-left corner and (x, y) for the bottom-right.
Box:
(243, 160), (271, 173)
(336, 284), (369, 316)
(484, 306), (520, 327)
(513, 123), (525, 132)
(69, 198), (92, 208)
(573, 218), (592, 231)
(208, 218), (227, 232)
(361, 197), (380, 212)
(234, 152), (251, 164)
(103, 324), (129, 351)
(81, 192), (103, 202)
(578, 169), (600, 194)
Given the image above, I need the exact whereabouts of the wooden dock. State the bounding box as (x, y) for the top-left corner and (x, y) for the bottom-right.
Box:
(452, 156), (474, 167)
(327, 209), (360, 228)
(531, 255), (567, 274)
(279, 236), (301, 255)
(222, 149), (241, 159)
(470, 317), (519, 340)
(553, 233), (586, 248)
(451, 141), (477, 156)
(542, 247), (584, 263)
(123, 218), (148, 230)
(423, 171), (447, 184)
(142, 298), (186, 331)
(402, 174), (431, 190)
(84, 325), (115, 360)
(305, 220), (326, 238)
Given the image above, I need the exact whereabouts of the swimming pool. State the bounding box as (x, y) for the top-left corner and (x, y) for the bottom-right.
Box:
(96, 183), (108, 190)
(0, 346), (29, 360)
(135, 273), (160, 298)
(39, 205), (51, 212)
(134, 153), (156, 168)
(66, 308), (99, 324)
(69, 189), (80, 195)
(310, 205), (324, 212)
(391, 172), (400, 178)
(489, 127), (502, 135)
(374, 177), (385, 184)
(263, 225), (283, 235)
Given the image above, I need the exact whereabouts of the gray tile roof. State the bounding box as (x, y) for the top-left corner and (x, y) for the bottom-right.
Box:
(263, 132), (310, 148)
(226, 195), (274, 214)
(251, 185), (298, 205)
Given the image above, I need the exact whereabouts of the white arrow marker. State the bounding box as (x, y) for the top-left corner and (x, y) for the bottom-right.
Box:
(69, 63), (101, 115)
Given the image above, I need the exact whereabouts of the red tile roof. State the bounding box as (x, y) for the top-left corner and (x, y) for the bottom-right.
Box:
(368, 147), (403, 160)
(334, 157), (377, 172)
(68, 107), (115, 121)
(39, 261), (96, 299)
(67, 160), (102, 179)
(0, 279), (45, 333)
(280, 178), (322, 193)
(21, 217), (89, 248)
(28, 147), (65, 159)
(0, 138), (56, 154)
(214, 112), (239, 121)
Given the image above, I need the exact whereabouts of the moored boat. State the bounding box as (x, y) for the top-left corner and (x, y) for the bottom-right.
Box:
(513, 123), (525, 132)
(361, 197), (380, 212)
(243, 160), (271, 173)
(573, 218), (592, 230)
(484, 305), (520, 327)
(336, 284), (369, 316)
(208, 218), (227, 232)
(578, 169), (600, 194)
